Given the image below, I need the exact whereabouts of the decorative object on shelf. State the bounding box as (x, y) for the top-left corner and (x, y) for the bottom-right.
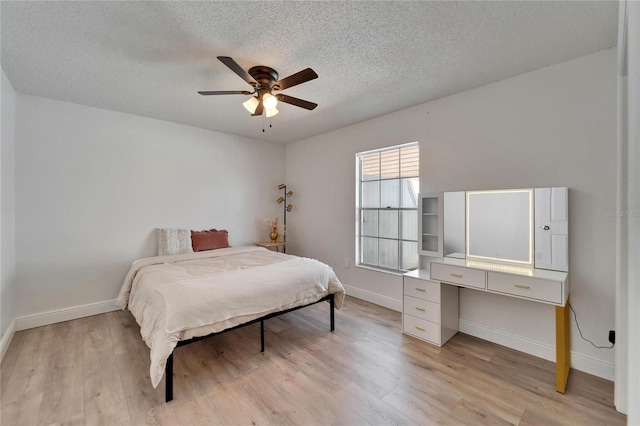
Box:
(276, 184), (294, 253)
(265, 217), (282, 243)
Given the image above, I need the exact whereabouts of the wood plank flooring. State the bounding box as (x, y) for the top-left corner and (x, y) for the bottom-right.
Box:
(1, 296), (626, 425)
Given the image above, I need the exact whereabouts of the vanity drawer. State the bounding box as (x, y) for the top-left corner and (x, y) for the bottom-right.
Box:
(487, 271), (562, 304)
(404, 296), (439, 323)
(403, 314), (439, 344)
(430, 263), (486, 289)
(404, 277), (440, 302)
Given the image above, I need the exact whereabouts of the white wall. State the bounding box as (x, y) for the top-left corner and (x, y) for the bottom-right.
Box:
(1, 69), (17, 346)
(617, 0), (640, 419)
(286, 48), (617, 378)
(15, 95), (285, 319)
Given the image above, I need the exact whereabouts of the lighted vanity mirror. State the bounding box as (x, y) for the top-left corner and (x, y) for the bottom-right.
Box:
(443, 186), (568, 271)
(466, 189), (533, 264)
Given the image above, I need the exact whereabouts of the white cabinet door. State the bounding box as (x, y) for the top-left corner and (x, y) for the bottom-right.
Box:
(534, 187), (568, 272)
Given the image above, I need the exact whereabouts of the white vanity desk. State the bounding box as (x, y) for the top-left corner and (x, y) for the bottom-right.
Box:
(403, 258), (571, 393)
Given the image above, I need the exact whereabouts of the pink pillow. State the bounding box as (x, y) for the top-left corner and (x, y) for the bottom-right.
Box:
(191, 229), (230, 252)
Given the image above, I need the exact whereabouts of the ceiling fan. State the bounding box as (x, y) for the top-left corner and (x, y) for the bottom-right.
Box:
(198, 56), (318, 117)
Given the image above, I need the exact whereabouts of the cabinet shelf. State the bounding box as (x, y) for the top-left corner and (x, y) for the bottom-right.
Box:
(418, 193), (443, 256)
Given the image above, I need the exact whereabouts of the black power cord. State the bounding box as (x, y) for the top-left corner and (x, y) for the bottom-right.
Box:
(569, 302), (614, 349)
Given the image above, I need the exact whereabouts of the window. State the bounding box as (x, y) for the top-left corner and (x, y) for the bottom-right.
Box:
(356, 143), (419, 272)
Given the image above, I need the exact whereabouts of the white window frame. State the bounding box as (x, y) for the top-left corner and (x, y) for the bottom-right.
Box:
(355, 142), (419, 274)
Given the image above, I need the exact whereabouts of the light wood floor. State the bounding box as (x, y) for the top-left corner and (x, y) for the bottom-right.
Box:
(1, 296), (626, 425)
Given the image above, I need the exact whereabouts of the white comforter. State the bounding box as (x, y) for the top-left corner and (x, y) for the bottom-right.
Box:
(116, 246), (345, 387)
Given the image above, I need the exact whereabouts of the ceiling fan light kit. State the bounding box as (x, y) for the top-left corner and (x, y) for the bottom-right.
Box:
(199, 56), (318, 121)
(266, 107), (279, 118)
(263, 93), (278, 109)
(242, 96), (260, 114)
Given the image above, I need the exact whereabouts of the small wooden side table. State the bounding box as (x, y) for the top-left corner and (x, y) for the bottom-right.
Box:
(254, 241), (287, 253)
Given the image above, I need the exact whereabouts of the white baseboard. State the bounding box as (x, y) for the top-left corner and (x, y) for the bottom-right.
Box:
(343, 285), (402, 312)
(459, 318), (614, 381)
(16, 299), (119, 331)
(1, 319), (17, 362)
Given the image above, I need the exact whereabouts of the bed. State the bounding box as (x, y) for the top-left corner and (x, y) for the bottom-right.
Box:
(116, 245), (346, 402)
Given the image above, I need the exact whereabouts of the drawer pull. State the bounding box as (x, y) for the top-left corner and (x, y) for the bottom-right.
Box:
(415, 307), (426, 312)
(450, 273), (463, 278)
(514, 284), (530, 289)
(415, 287), (426, 292)
(415, 326), (426, 331)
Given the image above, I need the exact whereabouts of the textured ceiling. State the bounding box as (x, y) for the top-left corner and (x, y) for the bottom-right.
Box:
(1, 1), (618, 144)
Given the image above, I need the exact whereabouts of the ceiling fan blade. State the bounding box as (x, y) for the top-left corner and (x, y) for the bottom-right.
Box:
(198, 90), (252, 95)
(217, 56), (258, 86)
(273, 68), (318, 90)
(275, 94), (318, 110)
(252, 99), (264, 116)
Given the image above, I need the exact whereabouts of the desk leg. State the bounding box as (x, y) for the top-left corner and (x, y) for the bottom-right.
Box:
(555, 299), (571, 393)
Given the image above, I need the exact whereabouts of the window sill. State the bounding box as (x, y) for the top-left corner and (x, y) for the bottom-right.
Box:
(355, 264), (408, 276)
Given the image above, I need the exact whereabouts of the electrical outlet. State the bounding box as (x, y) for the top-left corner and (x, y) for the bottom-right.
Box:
(344, 257), (350, 269)
(609, 330), (615, 345)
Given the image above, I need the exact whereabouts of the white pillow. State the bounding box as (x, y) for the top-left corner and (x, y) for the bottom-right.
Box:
(155, 228), (193, 256)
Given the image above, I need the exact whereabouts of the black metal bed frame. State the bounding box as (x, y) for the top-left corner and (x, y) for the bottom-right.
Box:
(164, 293), (335, 402)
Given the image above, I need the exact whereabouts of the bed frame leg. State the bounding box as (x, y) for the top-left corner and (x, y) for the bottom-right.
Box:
(161, 294), (335, 403)
(260, 320), (265, 352)
(330, 294), (335, 331)
(165, 353), (173, 402)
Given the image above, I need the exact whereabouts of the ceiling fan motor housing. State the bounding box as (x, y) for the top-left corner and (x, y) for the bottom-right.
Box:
(248, 66), (279, 90)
